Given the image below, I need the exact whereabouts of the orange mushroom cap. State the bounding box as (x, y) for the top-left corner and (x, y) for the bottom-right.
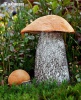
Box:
(21, 15), (75, 34)
(8, 69), (30, 85)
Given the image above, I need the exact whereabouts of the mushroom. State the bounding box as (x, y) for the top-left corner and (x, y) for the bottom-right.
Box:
(8, 69), (30, 85)
(21, 15), (75, 84)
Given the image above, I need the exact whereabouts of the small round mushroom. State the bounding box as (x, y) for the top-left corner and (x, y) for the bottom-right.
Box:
(8, 69), (30, 85)
(21, 15), (75, 84)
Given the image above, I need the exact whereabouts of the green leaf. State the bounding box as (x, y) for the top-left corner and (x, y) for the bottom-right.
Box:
(0, 58), (2, 60)
(63, 0), (70, 6)
(32, 5), (39, 14)
(33, 2), (41, 6)
(28, 35), (35, 40)
(10, 45), (15, 52)
(7, 21), (13, 27)
(77, 78), (81, 82)
(24, 37), (29, 43)
(13, 42), (18, 46)
(20, 43), (24, 47)
(66, 14), (72, 19)
(0, 26), (5, 33)
(51, 1), (58, 9)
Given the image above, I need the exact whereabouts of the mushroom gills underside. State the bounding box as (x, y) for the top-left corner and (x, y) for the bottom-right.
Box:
(35, 32), (70, 84)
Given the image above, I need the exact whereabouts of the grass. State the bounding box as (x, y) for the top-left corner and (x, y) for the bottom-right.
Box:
(0, 80), (81, 100)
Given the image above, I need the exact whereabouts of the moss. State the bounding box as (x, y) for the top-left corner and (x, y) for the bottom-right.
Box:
(0, 81), (81, 100)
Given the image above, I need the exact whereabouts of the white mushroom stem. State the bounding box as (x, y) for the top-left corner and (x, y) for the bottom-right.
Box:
(35, 32), (70, 83)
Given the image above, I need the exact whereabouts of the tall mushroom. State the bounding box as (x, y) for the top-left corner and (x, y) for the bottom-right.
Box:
(21, 15), (75, 84)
